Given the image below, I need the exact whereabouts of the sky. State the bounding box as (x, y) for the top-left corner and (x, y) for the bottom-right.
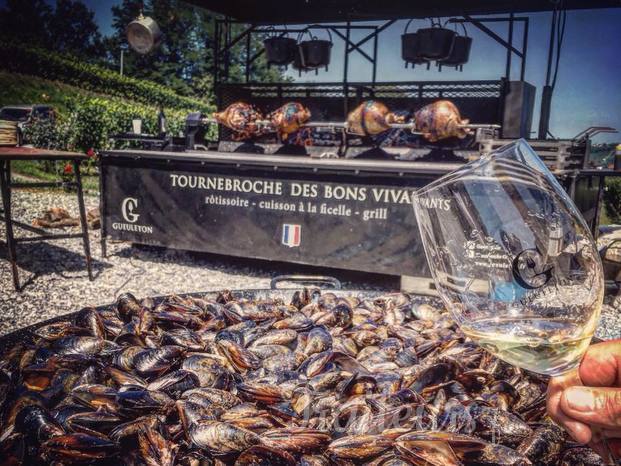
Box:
(7, 1), (621, 143)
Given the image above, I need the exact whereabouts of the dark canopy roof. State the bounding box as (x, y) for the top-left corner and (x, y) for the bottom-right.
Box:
(184, 0), (619, 24)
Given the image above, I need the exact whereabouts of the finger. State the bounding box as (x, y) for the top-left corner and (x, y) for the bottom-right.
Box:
(561, 387), (621, 430)
(589, 438), (621, 464)
(579, 339), (621, 387)
(547, 374), (592, 444)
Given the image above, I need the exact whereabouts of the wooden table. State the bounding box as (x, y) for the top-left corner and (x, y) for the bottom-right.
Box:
(0, 147), (93, 290)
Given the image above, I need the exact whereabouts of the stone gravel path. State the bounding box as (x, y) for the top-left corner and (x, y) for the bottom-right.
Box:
(1, 188), (619, 339)
(0, 189), (397, 336)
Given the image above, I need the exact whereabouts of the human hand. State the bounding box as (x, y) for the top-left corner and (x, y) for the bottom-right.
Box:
(547, 339), (621, 460)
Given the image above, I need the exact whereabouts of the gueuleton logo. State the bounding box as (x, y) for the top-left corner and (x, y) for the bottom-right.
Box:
(112, 197), (154, 234)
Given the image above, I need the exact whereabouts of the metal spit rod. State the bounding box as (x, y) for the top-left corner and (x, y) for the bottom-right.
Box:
(200, 118), (500, 134)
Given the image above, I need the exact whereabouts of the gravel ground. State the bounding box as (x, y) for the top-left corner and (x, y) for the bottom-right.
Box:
(0, 189), (398, 336)
(1, 189), (619, 339)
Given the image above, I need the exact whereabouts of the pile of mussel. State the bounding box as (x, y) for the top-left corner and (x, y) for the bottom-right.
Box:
(0, 289), (604, 465)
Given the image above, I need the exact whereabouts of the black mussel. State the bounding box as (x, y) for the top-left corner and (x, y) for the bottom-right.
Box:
(409, 363), (455, 393)
(181, 387), (241, 409)
(189, 420), (262, 456)
(304, 326), (332, 356)
(327, 433), (392, 460)
(74, 307), (105, 339)
(518, 422), (565, 465)
(559, 447), (605, 466)
(72, 384), (119, 412)
(147, 370), (200, 398)
(463, 442), (532, 465)
(262, 427), (331, 454)
(137, 427), (177, 466)
(133, 345), (185, 377)
(162, 329), (204, 351)
(237, 382), (290, 405)
(116, 389), (174, 417)
(215, 328), (245, 346)
(108, 415), (160, 443)
(217, 340), (261, 372)
(235, 445), (295, 465)
(53, 336), (119, 357)
(15, 405), (64, 443)
(469, 403), (533, 447)
(105, 366), (147, 388)
(42, 433), (117, 462)
(116, 292), (142, 322)
(181, 354), (229, 387)
(65, 411), (123, 437)
(33, 321), (83, 341)
(113, 345), (144, 371)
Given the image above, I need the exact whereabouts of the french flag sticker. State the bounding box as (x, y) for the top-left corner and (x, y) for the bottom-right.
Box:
(282, 224), (301, 247)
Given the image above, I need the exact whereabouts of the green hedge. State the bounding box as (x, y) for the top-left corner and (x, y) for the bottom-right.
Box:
(604, 178), (621, 224)
(0, 40), (211, 112)
(24, 95), (192, 153)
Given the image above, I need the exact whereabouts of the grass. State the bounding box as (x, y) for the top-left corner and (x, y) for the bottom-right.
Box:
(0, 71), (104, 115)
(0, 71), (117, 194)
(10, 160), (99, 193)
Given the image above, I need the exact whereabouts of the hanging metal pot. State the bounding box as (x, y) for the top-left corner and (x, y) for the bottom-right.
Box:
(297, 27), (333, 71)
(401, 19), (429, 69)
(438, 22), (472, 71)
(416, 19), (456, 60)
(263, 27), (297, 67)
(126, 13), (162, 54)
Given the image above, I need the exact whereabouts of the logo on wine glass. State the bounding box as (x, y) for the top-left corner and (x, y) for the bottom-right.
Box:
(512, 248), (554, 290)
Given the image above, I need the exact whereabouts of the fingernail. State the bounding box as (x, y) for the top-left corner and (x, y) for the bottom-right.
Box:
(565, 387), (596, 412)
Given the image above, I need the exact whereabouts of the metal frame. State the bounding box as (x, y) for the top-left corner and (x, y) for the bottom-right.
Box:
(213, 19), (383, 87)
(213, 16), (529, 85)
(0, 158), (93, 291)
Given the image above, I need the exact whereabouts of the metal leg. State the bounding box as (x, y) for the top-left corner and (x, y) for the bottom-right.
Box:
(0, 160), (19, 290)
(73, 160), (93, 280)
(592, 175), (605, 239)
(98, 156), (107, 258)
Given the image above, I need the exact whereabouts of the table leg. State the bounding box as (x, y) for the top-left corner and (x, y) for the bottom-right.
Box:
(73, 161), (93, 281)
(0, 160), (19, 290)
(592, 175), (605, 239)
(98, 158), (107, 258)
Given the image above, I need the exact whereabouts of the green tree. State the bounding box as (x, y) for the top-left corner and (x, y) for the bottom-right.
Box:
(0, 0), (52, 47)
(0, 0), (103, 60)
(105, 0), (283, 100)
(604, 178), (621, 224)
(48, 0), (104, 58)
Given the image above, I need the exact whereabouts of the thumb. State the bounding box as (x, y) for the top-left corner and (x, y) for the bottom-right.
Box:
(560, 386), (621, 429)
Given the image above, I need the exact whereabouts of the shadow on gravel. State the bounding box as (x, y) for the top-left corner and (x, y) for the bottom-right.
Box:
(0, 240), (111, 287)
(112, 243), (400, 291)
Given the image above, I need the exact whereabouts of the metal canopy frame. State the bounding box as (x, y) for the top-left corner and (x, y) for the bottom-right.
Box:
(214, 15), (528, 84)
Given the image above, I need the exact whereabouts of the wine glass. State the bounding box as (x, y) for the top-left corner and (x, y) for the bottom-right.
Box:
(413, 139), (604, 376)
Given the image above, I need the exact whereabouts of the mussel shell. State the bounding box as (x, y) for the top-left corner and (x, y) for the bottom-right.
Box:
(133, 346), (185, 377)
(147, 370), (200, 398)
(15, 405), (65, 442)
(235, 445), (295, 465)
